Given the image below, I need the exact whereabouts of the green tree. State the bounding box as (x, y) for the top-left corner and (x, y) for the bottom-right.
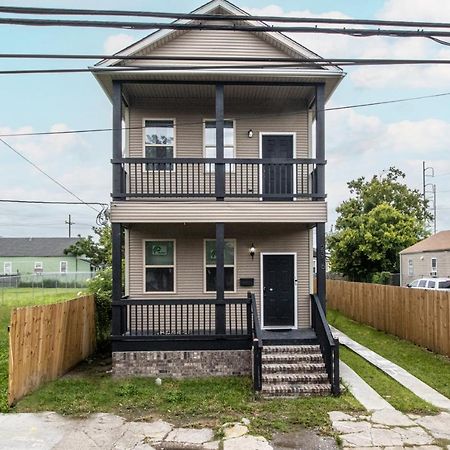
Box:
(64, 224), (111, 269)
(328, 167), (431, 281)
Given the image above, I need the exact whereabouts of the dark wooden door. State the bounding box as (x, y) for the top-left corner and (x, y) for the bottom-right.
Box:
(262, 135), (294, 200)
(263, 254), (295, 328)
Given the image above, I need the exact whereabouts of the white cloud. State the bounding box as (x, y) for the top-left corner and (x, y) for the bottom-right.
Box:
(378, 0), (450, 21)
(103, 33), (135, 54)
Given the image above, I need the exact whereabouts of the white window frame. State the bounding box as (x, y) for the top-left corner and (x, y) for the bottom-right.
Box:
(203, 119), (236, 173)
(203, 238), (237, 294)
(408, 259), (414, 277)
(3, 262), (12, 275)
(34, 261), (43, 272)
(431, 257), (437, 276)
(142, 118), (176, 172)
(258, 132), (297, 201)
(143, 239), (176, 294)
(60, 261), (68, 273)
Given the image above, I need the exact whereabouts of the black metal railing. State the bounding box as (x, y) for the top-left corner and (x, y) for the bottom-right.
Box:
(250, 292), (263, 391)
(311, 294), (340, 395)
(112, 157), (325, 200)
(112, 297), (252, 338)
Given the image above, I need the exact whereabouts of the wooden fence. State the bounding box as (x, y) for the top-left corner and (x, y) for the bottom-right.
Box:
(8, 295), (96, 406)
(327, 280), (450, 358)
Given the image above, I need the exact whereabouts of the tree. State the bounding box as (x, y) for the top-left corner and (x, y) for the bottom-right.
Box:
(64, 224), (111, 269)
(328, 167), (431, 282)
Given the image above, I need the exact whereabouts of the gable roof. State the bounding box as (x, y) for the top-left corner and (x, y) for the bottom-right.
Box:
(95, 0), (341, 75)
(0, 237), (81, 257)
(400, 231), (450, 255)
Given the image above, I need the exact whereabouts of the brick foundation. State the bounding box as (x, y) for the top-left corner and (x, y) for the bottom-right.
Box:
(112, 350), (252, 378)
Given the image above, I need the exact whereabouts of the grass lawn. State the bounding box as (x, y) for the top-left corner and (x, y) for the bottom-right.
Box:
(0, 288), (80, 413)
(328, 309), (450, 402)
(14, 354), (363, 437)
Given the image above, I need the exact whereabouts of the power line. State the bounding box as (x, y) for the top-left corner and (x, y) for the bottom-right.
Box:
(0, 138), (101, 213)
(4, 17), (450, 39)
(2, 5), (450, 30)
(0, 199), (107, 205)
(2, 54), (450, 66)
(1, 90), (450, 139)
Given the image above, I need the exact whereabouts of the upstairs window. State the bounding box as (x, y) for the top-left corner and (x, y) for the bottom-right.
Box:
(144, 119), (174, 170)
(34, 262), (43, 273)
(204, 120), (235, 172)
(144, 240), (175, 292)
(431, 257), (437, 275)
(3, 262), (12, 275)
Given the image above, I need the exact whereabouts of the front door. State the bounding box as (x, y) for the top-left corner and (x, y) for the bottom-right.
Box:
(262, 254), (296, 328)
(262, 134), (294, 200)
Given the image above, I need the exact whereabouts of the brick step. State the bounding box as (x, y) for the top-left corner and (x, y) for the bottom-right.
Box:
(262, 353), (323, 364)
(263, 345), (322, 355)
(261, 383), (331, 398)
(262, 372), (329, 385)
(262, 362), (326, 374)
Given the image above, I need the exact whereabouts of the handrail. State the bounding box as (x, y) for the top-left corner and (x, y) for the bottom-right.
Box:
(112, 157), (327, 165)
(249, 292), (263, 391)
(311, 293), (340, 395)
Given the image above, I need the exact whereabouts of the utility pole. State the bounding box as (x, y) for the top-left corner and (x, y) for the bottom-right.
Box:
(65, 214), (75, 238)
(422, 161), (436, 234)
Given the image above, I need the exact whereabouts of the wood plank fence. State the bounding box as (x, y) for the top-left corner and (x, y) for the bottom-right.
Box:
(327, 280), (450, 358)
(8, 295), (96, 406)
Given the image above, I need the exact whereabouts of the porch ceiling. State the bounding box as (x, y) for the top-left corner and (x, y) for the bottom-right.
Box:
(122, 83), (315, 102)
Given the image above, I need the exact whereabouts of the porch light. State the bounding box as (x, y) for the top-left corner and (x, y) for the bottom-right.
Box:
(247, 129), (254, 138)
(249, 243), (255, 260)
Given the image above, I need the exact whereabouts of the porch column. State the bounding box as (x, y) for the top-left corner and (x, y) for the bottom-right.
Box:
(111, 80), (123, 336)
(315, 83), (326, 311)
(215, 83), (226, 334)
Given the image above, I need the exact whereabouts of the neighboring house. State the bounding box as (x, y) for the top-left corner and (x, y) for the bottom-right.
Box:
(400, 231), (450, 286)
(95, 0), (343, 396)
(0, 237), (91, 276)
(313, 249), (331, 274)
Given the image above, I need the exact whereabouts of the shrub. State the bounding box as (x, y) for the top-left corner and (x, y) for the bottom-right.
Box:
(86, 267), (112, 350)
(371, 271), (392, 285)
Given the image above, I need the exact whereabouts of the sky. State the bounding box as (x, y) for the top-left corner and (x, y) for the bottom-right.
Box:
(0, 0), (449, 238)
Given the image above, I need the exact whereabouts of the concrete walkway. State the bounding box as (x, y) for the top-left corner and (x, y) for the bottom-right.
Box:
(332, 326), (450, 411)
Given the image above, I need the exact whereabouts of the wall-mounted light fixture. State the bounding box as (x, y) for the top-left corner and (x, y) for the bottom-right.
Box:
(249, 243), (255, 260)
(247, 129), (254, 138)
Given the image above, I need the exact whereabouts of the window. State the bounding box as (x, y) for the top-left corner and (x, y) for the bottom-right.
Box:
(438, 280), (450, 289)
(60, 261), (68, 274)
(144, 240), (175, 292)
(408, 259), (414, 276)
(34, 262), (43, 273)
(204, 120), (235, 172)
(410, 280), (419, 287)
(3, 262), (12, 275)
(428, 280), (436, 289)
(431, 257), (437, 275)
(144, 119), (174, 170)
(204, 239), (235, 292)
(418, 279), (427, 287)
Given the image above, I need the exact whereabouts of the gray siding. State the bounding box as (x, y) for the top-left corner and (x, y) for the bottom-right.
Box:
(401, 251), (450, 286)
(127, 223), (312, 329)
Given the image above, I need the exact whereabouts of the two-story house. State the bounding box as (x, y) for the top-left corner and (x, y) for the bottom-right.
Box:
(94, 0), (343, 397)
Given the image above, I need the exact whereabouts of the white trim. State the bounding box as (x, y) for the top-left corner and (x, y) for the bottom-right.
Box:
(260, 252), (298, 330)
(203, 238), (237, 294)
(142, 118), (176, 172)
(3, 261), (12, 275)
(258, 132), (297, 200)
(143, 239), (176, 294)
(59, 261), (68, 274)
(95, 0), (342, 74)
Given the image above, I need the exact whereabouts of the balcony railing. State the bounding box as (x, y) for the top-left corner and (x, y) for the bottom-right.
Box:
(112, 157), (325, 200)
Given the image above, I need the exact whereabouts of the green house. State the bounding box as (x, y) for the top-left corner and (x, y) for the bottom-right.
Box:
(0, 237), (91, 276)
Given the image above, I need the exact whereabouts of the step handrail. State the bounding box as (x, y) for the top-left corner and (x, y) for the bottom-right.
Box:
(310, 293), (340, 395)
(249, 292), (263, 391)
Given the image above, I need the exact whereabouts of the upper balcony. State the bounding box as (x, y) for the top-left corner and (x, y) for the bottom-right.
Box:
(112, 157), (325, 200)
